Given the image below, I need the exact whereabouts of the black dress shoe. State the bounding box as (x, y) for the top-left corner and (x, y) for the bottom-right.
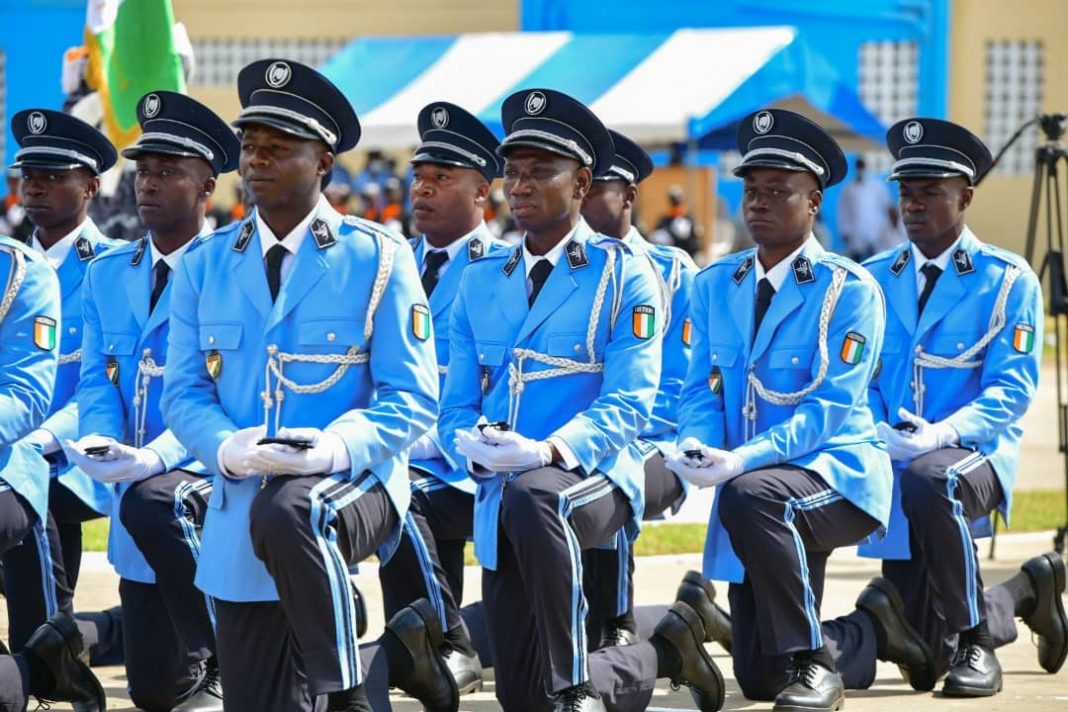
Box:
(173, 657), (223, 711)
(384, 599), (459, 712)
(442, 646), (483, 695)
(552, 682), (606, 712)
(676, 570), (733, 653)
(1021, 552), (1068, 673)
(772, 658), (844, 712)
(942, 644), (1002, 697)
(652, 602), (725, 712)
(24, 612), (106, 712)
(855, 576), (936, 691)
(598, 625), (639, 649)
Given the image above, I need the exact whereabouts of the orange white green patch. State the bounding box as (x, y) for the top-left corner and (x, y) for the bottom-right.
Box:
(205, 351), (222, 380)
(840, 332), (866, 365)
(105, 359), (120, 385)
(1012, 324), (1034, 353)
(411, 305), (431, 341)
(632, 305), (655, 339)
(681, 318), (692, 346)
(33, 316), (56, 350)
(708, 367), (722, 395)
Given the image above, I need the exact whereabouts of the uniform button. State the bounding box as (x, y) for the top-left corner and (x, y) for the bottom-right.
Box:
(909, 381), (914, 388)
(791, 356), (799, 365)
(573, 344), (582, 353)
(712, 353), (719, 361)
(108, 344), (114, 352)
(956, 342), (964, 350)
(914, 345), (922, 354)
(68, 327), (77, 335)
(208, 336), (215, 345)
(479, 353), (485, 361)
(327, 332), (336, 342)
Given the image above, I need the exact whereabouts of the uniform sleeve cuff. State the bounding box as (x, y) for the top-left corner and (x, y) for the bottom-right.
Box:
(548, 436), (580, 471)
(732, 438), (779, 472)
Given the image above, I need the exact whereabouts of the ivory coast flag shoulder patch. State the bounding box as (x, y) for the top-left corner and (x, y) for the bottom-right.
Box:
(708, 366), (723, 395)
(205, 350), (222, 380)
(105, 358), (119, 385)
(840, 332), (866, 365)
(33, 316), (56, 351)
(682, 318), (692, 346)
(1013, 324), (1034, 353)
(411, 305), (431, 341)
(632, 305), (655, 339)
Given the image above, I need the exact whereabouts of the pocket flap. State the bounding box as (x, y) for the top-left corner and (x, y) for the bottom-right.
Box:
(707, 344), (741, 367)
(298, 318), (364, 347)
(199, 322), (243, 351)
(475, 341), (507, 366)
(101, 332), (139, 357)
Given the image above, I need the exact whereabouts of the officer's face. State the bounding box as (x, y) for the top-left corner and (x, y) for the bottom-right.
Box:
(897, 177), (972, 246)
(503, 148), (591, 234)
(239, 124), (332, 213)
(741, 168), (821, 247)
(581, 179), (634, 238)
(410, 163), (488, 244)
(19, 167), (98, 231)
(135, 154), (215, 234)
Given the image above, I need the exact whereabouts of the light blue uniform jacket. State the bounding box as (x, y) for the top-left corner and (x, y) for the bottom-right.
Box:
(79, 235), (206, 583)
(27, 221), (120, 515)
(678, 240), (892, 583)
(162, 203), (439, 602)
(439, 219), (663, 570)
(859, 227), (1043, 559)
(0, 236), (60, 522)
(408, 224), (508, 495)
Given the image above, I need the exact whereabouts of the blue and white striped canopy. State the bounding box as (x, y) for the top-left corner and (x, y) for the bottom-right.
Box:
(320, 27), (885, 151)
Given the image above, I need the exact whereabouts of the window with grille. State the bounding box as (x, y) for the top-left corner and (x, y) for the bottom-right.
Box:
(858, 40), (919, 171)
(191, 38), (349, 87)
(985, 39), (1044, 176)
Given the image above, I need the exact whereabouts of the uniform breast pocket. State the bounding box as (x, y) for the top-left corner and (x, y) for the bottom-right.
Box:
(928, 329), (980, 358)
(61, 320), (82, 354)
(547, 331), (593, 359)
(475, 341), (507, 393)
(768, 345), (812, 371)
(707, 344), (741, 370)
(101, 332), (139, 358)
(298, 318), (365, 352)
(199, 322), (243, 351)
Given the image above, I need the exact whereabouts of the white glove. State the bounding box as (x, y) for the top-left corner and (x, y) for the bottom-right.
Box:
(665, 437), (744, 489)
(242, 427), (351, 477)
(409, 433), (441, 461)
(216, 425), (268, 478)
(63, 436), (163, 483)
(454, 425), (551, 474)
(24, 428), (61, 456)
(878, 408), (960, 463)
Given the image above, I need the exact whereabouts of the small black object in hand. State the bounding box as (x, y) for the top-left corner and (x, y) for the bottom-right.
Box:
(684, 449), (704, 459)
(477, 421), (510, 433)
(892, 422), (917, 433)
(257, 437), (314, 450)
(84, 445), (111, 456)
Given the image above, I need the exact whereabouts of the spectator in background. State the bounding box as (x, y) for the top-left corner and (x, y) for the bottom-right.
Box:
(380, 177), (410, 235)
(651, 184), (700, 257)
(837, 156), (892, 262)
(876, 204), (908, 252)
(324, 180), (352, 216)
(1, 168), (34, 243)
(359, 182), (381, 222)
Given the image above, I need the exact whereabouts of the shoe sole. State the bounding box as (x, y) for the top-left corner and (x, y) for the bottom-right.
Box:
(1035, 553), (1068, 674)
(456, 675), (483, 696)
(671, 605), (725, 712)
(771, 692), (845, 712)
(677, 573), (722, 646)
(862, 578), (936, 692)
(942, 680), (1003, 698)
(45, 617), (106, 712)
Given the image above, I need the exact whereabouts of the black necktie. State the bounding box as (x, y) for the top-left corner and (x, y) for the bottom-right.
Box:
(528, 259), (553, 307)
(265, 244), (287, 302)
(421, 249), (449, 297)
(753, 277), (775, 336)
(918, 263), (943, 315)
(149, 261), (170, 312)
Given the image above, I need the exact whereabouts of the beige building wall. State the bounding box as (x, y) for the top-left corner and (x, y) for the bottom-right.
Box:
(949, 0), (1068, 256)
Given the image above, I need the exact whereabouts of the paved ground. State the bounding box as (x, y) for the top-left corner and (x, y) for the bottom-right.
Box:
(4, 531), (1065, 711)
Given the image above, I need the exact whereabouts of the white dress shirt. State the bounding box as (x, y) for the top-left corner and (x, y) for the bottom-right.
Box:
(522, 225), (572, 299)
(31, 219), (87, 268)
(256, 196), (326, 285)
(421, 224), (473, 280)
(754, 235), (814, 293)
(911, 232), (964, 295)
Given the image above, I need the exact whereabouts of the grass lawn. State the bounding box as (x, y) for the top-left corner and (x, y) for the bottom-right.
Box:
(83, 490), (1066, 565)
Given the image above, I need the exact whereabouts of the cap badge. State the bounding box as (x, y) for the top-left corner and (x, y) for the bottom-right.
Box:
(431, 106), (449, 129)
(753, 111), (774, 135)
(265, 61), (292, 89)
(27, 111), (47, 135)
(143, 94), (161, 119)
(524, 91), (547, 116)
(903, 120), (924, 145)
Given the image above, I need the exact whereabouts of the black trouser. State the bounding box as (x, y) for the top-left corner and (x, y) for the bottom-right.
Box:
(0, 488), (63, 652)
(48, 477), (104, 592)
(0, 652), (33, 712)
(583, 452), (683, 648)
(118, 470), (215, 710)
(716, 466), (880, 701)
(481, 466), (663, 710)
(378, 470), (473, 640)
(213, 472), (397, 711)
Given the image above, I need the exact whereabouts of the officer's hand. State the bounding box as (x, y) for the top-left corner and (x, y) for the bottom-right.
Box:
(875, 421), (912, 462)
(63, 438), (163, 483)
(453, 428), (498, 479)
(889, 408), (960, 462)
(409, 433), (441, 461)
(473, 427), (552, 472)
(243, 427), (351, 477)
(217, 425), (268, 478)
(666, 438), (744, 488)
(24, 428), (61, 456)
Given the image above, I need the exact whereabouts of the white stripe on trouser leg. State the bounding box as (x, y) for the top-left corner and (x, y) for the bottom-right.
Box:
(614, 528), (630, 617)
(783, 489), (843, 651)
(173, 478), (216, 626)
(944, 452), (987, 628)
(309, 474), (375, 688)
(557, 475), (617, 687)
(32, 520), (59, 617)
(403, 511), (449, 628)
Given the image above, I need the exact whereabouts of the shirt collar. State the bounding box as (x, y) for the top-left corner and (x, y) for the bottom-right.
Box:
(423, 223), (478, 266)
(256, 196), (327, 260)
(911, 231), (965, 278)
(522, 223), (578, 278)
(148, 224), (209, 272)
(622, 226), (646, 248)
(31, 218), (88, 268)
(754, 235), (814, 292)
